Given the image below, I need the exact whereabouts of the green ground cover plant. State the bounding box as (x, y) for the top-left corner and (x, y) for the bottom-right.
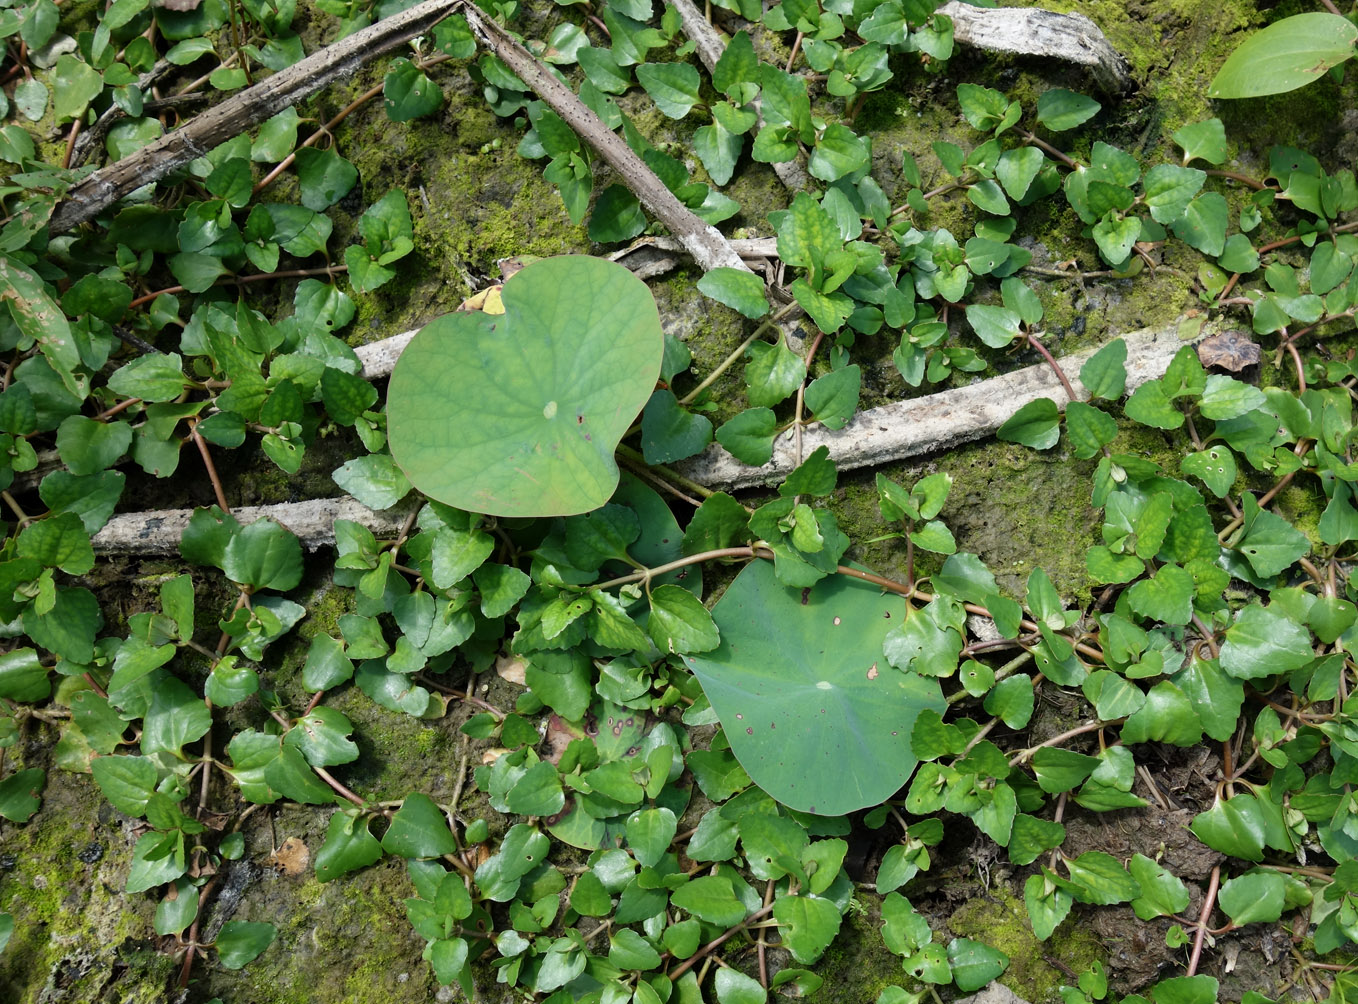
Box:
(5, 0), (1358, 1000)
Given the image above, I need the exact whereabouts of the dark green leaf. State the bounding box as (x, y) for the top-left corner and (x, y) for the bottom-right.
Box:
(215, 921), (276, 969)
(997, 398), (1060, 449)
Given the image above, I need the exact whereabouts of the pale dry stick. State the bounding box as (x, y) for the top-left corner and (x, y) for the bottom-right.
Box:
(461, 4), (749, 275)
(90, 320), (1204, 556)
(677, 317), (1202, 492)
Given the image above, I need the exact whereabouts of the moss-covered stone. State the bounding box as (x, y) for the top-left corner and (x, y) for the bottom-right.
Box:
(948, 890), (1106, 1003)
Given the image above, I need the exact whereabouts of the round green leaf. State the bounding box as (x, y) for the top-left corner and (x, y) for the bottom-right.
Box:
(383, 57), (444, 122)
(388, 256), (663, 517)
(684, 560), (945, 815)
(1217, 869), (1286, 925)
(1209, 13), (1357, 98)
(381, 792), (459, 858)
(698, 267), (770, 319)
(715, 968), (767, 1004)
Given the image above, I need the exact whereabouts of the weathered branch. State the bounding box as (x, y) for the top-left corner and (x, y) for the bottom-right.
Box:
(940, 2), (1132, 93)
(461, 4), (750, 274)
(93, 321), (1199, 553)
(92, 495), (418, 555)
(673, 318), (1199, 491)
(49, 0), (465, 234)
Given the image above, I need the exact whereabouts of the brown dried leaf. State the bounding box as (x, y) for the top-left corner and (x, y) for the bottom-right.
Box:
(270, 836), (310, 876)
(495, 652), (526, 686)
(1197, 330), (1260, 373)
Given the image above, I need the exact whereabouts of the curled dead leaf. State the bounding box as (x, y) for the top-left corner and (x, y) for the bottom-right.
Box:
(458, 285), (505, 315)
(1197, 330), (1260, 373)
(481, 747), (509, 765)
(495, 653), (526, 686)
(270, 836), (310, 876)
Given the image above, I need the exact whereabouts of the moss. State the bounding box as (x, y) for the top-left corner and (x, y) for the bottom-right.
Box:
(199, 854), (437, 1004)
(803, 895), (910, 1003)
(948, 889), (1105, 1003)
(0, 758), (176, 1004)
(829, 436), (1102, 603)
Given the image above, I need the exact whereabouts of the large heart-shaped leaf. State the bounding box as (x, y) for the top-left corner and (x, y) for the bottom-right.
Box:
(684, 561), (945, 815)
(388, 256), (663, 517)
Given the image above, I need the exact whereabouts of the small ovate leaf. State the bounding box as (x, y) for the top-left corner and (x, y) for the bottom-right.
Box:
(946, 938), (1009, 993)
(1209, 13), (1358, 99)
(648, 585), (719, 654)
(698, 268), (769, 319)
(1218, 604), (1315, 680)
(997, 398), (1060, 450)
(1036, 89), (1100, 131)
(382, 793), (459, 858)
(215, 921), (276, 969)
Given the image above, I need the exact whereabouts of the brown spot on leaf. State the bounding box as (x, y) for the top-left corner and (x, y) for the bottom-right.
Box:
(867, 663), (879, 680)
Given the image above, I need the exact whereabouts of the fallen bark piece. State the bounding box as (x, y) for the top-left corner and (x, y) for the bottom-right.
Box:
(93, 496), (417, 555)
(955, 984), (1034, 1004)
(674, 319), (1211, 492)
(940, 2), (1132, 93)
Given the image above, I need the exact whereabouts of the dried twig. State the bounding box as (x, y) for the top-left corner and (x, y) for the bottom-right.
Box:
(674, 318), (1207, 492)
(668, 0), (810, 192)
(460, 3), (751, 274)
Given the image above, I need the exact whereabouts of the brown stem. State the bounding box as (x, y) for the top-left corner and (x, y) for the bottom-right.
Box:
(1204, 169), (1267, 191)
(126, 265), (347, 310)
(1285, 339), (1308, 393)
(190, 422), (231, 514)
(668, 902), (776, 980)
(1010, 720), (1111, 766)
(1021, 131), (1076, 169)
(314, 765), (367, 807)
(414, 675), (508, 717)
(198, 697), (214, 811)
(1027, 332), (1079, 403)
(95, 396), (143, 421)
(1186, 866), (1221, 977)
